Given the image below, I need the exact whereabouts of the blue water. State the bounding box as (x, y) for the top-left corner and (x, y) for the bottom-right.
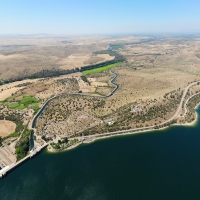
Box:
(1, 108), (200, 200)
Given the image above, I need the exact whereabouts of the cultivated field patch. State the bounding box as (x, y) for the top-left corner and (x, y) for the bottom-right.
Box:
(82, 62), (123, 75)
(0, 120), (16, 137)
(7, 96), (40, 111)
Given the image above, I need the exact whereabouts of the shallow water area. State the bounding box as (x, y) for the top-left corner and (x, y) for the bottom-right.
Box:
(1, 107), (200, 200)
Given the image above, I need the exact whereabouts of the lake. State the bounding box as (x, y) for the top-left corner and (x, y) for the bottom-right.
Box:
(1, 108), (200, 200)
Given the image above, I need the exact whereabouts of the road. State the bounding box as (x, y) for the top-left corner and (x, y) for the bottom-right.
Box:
(69, 80), (200, 141)
(181, 91), (200, 117)
(30, 69), (200, 149)
(167, 81), (199, 121)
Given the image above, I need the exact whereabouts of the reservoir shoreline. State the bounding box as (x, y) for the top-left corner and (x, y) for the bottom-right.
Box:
(1, 107), (200, 200)
(1, 72), (200, 177)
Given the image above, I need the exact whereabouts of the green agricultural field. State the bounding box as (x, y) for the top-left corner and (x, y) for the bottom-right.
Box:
(31, 103), (40, 112)
(9, 102), (20, 109)
(112, 44), (124, 50)
(9, 102), (26, 110)
(8, 96), (40, 110)
(20, 96), (39, 105)
(17, 104), (26, 110)
(82, 62), (122, 75)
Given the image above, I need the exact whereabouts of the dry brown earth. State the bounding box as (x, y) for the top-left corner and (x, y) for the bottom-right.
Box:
(0, 35), (146, 81)
(0, 120), (16, 137)
(2, 35), (200, 141)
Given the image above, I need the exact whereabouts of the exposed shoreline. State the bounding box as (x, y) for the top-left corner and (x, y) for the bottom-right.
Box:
(47, 106), (200, 153)
(31, 73), (200, 153)
(0, 91), (199, 178)
(47, 93), (200, 153)
(1, 73), (200, 177)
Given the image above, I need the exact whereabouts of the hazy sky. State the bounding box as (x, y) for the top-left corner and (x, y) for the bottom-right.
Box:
(1, 0), (200, 35)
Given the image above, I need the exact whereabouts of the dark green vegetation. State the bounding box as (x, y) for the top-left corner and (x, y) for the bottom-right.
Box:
(69, 138), (79, 145)
(41, 135), (51, 142)
(0, 68), (79, 85)
(50, 138), (77, 150)
(50, 142), (61, 149)
(0, 112), (31, 160)
(0, 136), (2, 147)
(2, 107), (200, 199)
(80, 75), (90, 85)
(15, 127), (31, 161)
(82, 62), (122, 75)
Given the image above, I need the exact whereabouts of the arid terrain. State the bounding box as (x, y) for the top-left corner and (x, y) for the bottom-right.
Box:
(34, 35), (200, 138)
(0, 35), (147, 81)
(1, 34), (200, 160)
(0, 120), (16, 137)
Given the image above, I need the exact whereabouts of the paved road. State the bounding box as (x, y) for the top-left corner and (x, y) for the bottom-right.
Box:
(169, 81), (199, 121)
(31, 71), (200, 148)
(70, 80), (200, 140)
(181, 91), (200, 117)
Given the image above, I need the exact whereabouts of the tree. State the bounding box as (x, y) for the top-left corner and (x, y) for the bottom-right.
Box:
(62, 137), (68, 143)
(0, 136), (2, 146)
(41, 135), (47, 141)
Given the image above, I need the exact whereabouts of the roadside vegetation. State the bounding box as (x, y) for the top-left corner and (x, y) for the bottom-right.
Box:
(15, 127), (31, 161)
